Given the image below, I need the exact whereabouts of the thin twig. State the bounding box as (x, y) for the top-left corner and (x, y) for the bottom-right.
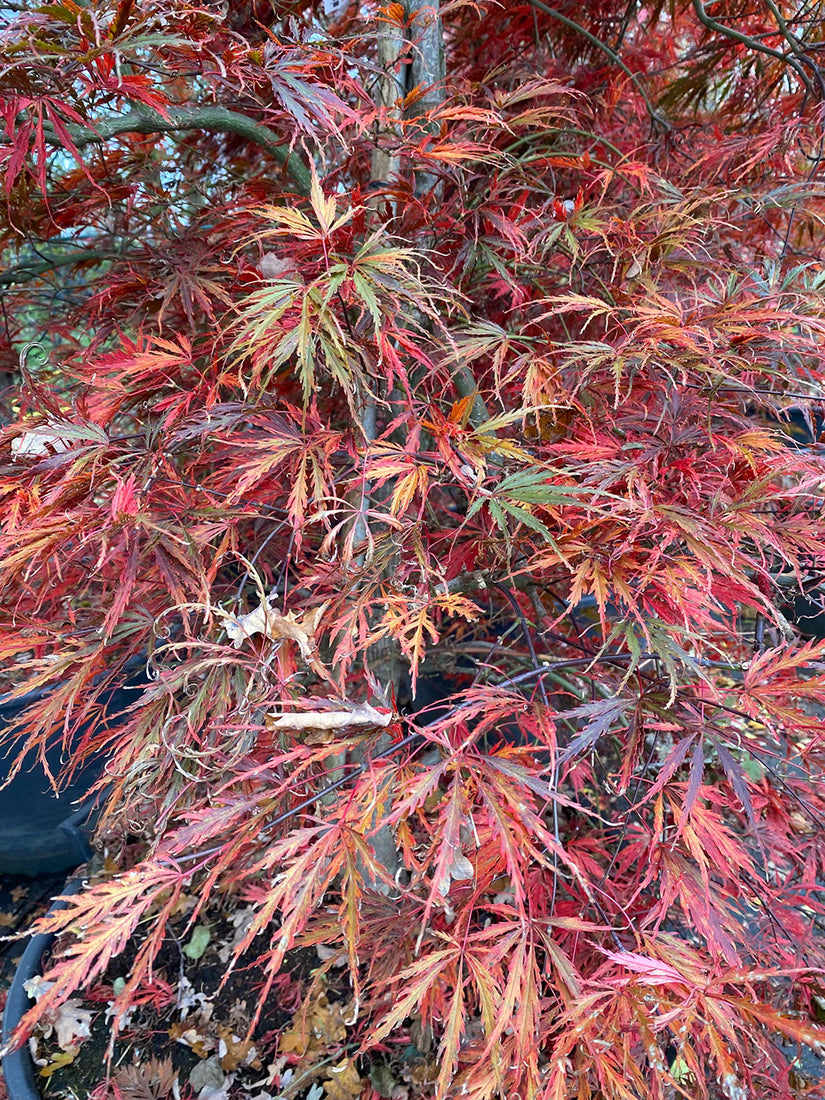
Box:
(526, 0), (667, 128)
(691, 0), (814, 96)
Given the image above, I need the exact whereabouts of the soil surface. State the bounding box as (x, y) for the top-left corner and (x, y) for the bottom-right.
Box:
(1, 873), (436, 1100)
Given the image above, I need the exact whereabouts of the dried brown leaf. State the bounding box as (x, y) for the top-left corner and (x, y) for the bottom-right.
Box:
(266, 700), (392, 733)
(113, 1057), (179, 1100)
(322, 1058), (363, 1100)
(279, 992), (348, 1058)
(219, 599), (328, 659)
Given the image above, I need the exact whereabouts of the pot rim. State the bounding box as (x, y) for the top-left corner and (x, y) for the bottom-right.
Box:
(2, 878), (85, 1100)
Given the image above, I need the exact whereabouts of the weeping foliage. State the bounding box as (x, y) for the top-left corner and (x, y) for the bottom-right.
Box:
(2, 1), (825, 1097)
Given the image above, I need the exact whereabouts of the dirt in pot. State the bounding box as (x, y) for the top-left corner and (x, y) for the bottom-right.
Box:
(22, 888), (381, 1100)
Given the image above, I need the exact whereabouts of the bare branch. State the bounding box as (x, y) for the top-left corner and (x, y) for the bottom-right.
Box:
(371, 21), (406, 188)
(692, 0), (814, 96)
(526, 0), (668, 128)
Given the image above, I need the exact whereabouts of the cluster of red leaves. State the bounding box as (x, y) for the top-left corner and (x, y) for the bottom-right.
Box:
(2, 1), (825, 1097)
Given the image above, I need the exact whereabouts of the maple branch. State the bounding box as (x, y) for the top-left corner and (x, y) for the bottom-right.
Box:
(0, 250), (120, 286)
(691, 0), (814, 96)
(402, 4), (492, 424)
(371, 21), (405, 189)
(39, 104), (312, 194)
(404, 0), (447, 199)
(169, 651), (720, 870)
(526, 0), (667, 128)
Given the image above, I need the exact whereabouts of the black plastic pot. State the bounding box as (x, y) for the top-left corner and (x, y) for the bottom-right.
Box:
(765, 406), (825, 638)
(1, 877), (84, 1100)
(787, 590), (825, 639)
(0, 666), (147, 876)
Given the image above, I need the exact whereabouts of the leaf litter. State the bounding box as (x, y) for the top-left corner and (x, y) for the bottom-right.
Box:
(24, 874), (437, 1100)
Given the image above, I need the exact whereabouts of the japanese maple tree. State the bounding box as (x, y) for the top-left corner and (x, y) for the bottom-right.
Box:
(2, 0), (825, 1096)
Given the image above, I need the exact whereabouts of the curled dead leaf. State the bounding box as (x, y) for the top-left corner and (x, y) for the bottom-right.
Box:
(449, 852), (474, 881)
(789, 811), (816, 835)
(217, 598), (328, 659)
(169, 1020), (215, 1058)
(267, 700), (393, 735)
(625, 256), (643, 280)
(316, 944), (348, 967)
(436, 850), (475, 896)
(260, 252), (298, 279)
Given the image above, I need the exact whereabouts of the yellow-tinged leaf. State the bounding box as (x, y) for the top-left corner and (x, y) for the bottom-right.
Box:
(367, 459), (411, 479)
(255, 205), (317, 238)
(378, 595), (441, 682)
(449, 393), (476, 426)
(322, 1058), (363, 1100)
(309, 164), (337, 233)
(38, 1051), (76, 1078)
(390, 465), (428, 515)
(469, 408), (525, 435)
(434, 591), (480, 621)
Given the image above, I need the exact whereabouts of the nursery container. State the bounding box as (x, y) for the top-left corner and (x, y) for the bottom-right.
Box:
(1, 878), (84, 1100)
(0, 667), (147, 876)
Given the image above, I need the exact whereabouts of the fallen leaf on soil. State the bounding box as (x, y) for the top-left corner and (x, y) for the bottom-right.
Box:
(169, 1020), (215, 1058)
(322, 1058), (363, 1100)
(189, 1054), (230, 1099)
(24, 979), (93, 1054)
(401, 1054), (439, 1088)
(52, 1001), (94, 1052)
(217, 1026), (260, 1071)
(176, 975), (214, 1018)
(368, 1061), (398, 1098)
(114, 1056), (178, 1100)
(279, 991), (347, 1058)
(216, 906), (257, 963)
(37, 1050), (76, 1078)
(183, 924), (212, 960)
